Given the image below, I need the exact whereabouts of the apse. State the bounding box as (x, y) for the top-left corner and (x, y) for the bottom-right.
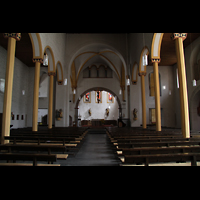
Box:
(78, 90), (119, 122)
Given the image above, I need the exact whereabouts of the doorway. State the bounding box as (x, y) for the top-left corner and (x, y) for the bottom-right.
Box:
(149, 108), (163, 126)
(149, 108), (156, 124)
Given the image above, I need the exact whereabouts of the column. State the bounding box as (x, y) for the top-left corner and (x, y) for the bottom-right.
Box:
(140, 74), (147, 129)
(1, 33), (21, 144)
(172, 33), (190, 138)
(48, 72), (55, 129)
(152, 61), (161, 131)
(32, 58), (43, 132)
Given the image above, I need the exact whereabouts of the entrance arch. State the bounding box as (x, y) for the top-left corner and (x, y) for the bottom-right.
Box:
(74, 87), (122, 126)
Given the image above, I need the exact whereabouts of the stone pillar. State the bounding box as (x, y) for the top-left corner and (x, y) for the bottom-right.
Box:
(1, 33), (21, 144)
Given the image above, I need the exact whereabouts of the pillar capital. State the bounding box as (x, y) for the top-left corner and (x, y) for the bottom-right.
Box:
(32, 58), (43, 63)
(3, 33), (21, 41)
(171, 33), (187, 41)
(138, 72), (147, 76)
(48, 72), (56, 76)
(151, 58), (161, 63)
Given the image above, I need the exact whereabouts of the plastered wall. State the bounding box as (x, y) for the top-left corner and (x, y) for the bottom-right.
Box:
(0, 45), (34, 128)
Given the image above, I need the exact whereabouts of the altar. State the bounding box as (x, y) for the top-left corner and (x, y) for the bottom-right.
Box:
(80, 119), (117, 127)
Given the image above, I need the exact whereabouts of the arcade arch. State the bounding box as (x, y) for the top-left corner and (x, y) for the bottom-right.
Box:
(74, 87), (122, 126)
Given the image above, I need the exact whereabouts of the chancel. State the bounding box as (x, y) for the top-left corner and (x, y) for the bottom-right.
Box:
(1, 33), (200, 166)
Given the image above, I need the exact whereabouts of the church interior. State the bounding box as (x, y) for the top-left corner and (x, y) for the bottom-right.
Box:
(1, 33), (200, 166)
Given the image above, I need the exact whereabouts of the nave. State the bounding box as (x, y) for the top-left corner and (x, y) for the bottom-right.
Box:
(1, 126), (200, 166)
(61, 129), (120, 166)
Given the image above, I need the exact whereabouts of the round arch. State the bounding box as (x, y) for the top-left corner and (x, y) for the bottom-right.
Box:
(151, 33), (164, 61)
(43, 45), (56, 73)
(139, 46), (149, 73)
(131, 62), (138, 84)
(74, 87), (122, 125)
(28, 33), (43, 59)
(56, 61), (64, 85)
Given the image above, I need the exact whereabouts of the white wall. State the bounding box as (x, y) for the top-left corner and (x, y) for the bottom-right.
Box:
(65, 33), (129, 126)
(130, 64), (176, 128)
(129, 33), (178, 128)
(185, 36), (200, 131)
(0, 45), (34, 129)
(39, 33), (67, 127)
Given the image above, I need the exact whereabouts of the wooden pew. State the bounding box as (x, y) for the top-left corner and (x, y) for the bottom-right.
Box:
(106, 127), (200, 166)
(0, 153), (58, 166)
(113, 137), (192, 144)
(115, 140), (200, 148)
(4, 136), (78, 146)
(5, 127), (89, 158)
(123, 153), (200, 166)
(118, 146), (200, 156)
(0, 144), (68, 159)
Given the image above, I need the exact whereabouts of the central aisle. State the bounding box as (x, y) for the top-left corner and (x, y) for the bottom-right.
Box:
(61, 129), (121, 166)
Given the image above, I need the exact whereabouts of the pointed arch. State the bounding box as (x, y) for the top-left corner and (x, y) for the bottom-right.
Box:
(75, 52), (121, 82)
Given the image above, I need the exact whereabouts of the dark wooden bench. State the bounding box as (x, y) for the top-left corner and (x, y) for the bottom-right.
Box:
(0, 144), (66, 154)
(106, 127), (200, 166)
(4, 136), (79, 146)
(118, 146), (200, 156)
(0, 153), (57, 166)
(113, 137), (191, 143)
(115, 140), (200, 148)
(123, 153), (200, 166)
